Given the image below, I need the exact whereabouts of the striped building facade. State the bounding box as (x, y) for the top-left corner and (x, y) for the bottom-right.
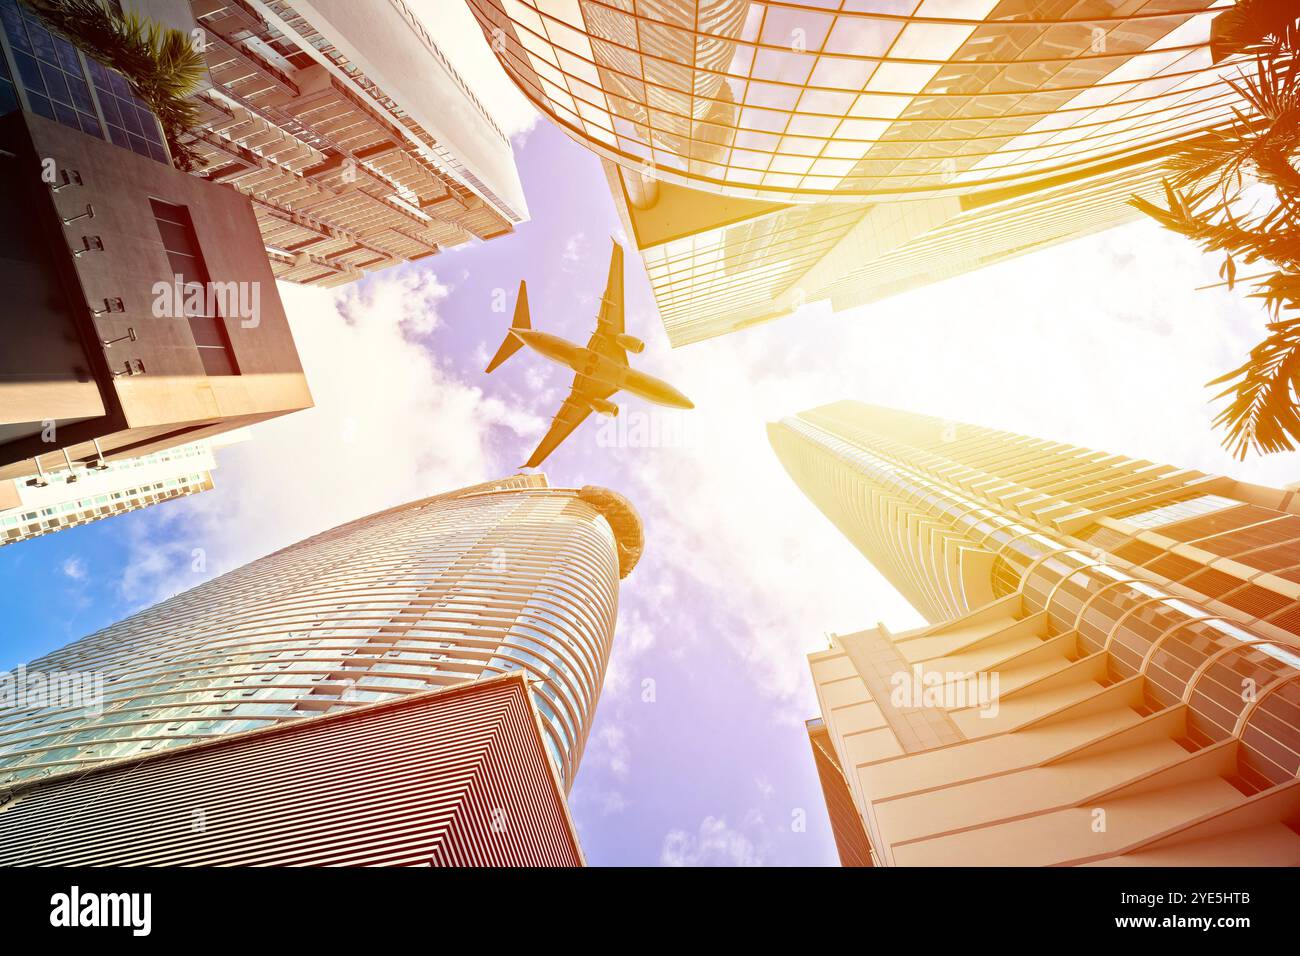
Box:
(0, 674), (583, 866)
(771, 402), (1300, 865)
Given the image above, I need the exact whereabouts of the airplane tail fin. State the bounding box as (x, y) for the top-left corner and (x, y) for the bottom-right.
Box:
(485, 280), (530, 373)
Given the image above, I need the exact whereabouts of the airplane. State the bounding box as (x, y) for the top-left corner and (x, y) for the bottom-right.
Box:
(485, 239), (694, 468)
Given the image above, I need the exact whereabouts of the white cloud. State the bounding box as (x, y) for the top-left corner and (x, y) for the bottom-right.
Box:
(616, 606), (657, 657)
(563, 233), (586, 263)
(660, 815), (766, 867)
(60, 557), (85, 580)
(117, 268), (545, 604)
(600, 790), (628, 815)
(524, 365), (551, 392)
(569, 784), (629, 818)
(601, 605), (658, 697)
(117, 517), (198, 607)
(592, 722), (631, 778)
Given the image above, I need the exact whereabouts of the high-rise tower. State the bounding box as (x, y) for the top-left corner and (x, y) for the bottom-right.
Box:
(469, 1), (1253, 344)
(0, 438), (228, 546)
(772, 402), (1300, 865)
(0, 474), (641, 791)
(0, 474), (639, 865)
(179, 0), (531, 286)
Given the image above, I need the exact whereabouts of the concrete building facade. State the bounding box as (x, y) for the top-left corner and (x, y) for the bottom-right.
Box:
(772, 402), (1300, 865)
(182, 0), (529, 286)
(0, 438), (221, 546)
(0, 0), (527, 290)
(0, 105), (312, 483)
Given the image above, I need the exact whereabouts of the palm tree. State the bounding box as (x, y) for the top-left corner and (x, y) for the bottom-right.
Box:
(23, 0), (208, 171)
(1132, 0), (1300, 459)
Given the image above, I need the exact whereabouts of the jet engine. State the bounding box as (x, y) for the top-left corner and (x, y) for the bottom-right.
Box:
(615, 333), (645, 354)
(587, 396), (620, 418)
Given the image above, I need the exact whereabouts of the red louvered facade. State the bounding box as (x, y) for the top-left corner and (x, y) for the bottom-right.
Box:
(0, 674), (583, 867)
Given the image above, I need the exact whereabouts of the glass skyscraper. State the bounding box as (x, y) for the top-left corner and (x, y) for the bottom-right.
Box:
(468, 1), (1252, 344)
(470, 0), (1237, 200)
(0, 474), (642, 790)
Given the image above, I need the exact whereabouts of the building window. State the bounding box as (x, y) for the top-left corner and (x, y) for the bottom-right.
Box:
(0, 0), (164, 161)
(151, 198), (240, 376)
(87, 56), (165, 162)
(1118, 495), (1239, 530)
(0, 20), (16, 115)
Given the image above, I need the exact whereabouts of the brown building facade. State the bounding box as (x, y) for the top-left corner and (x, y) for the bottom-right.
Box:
(0, 108), (311, 482)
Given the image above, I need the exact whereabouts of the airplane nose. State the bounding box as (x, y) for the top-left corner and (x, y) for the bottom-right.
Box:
(666, 387), (694, 409)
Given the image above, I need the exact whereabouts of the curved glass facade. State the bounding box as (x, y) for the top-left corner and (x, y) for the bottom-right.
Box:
(470, 0), (1246, 201)
(0, 475), (641, 790)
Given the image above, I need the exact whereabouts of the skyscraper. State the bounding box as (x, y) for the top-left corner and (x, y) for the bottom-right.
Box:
(180, 0), (530, 286)
(469, 1), (1249, 344)
(0, 435), (240, 546)
(0, 473), (639, 789)
(772, 402), (1300, 865)
(604, 143), (1185, 345)
(0, 474), (640, 865)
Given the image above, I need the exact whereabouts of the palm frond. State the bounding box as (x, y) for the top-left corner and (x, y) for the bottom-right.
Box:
(1136, 0), (1300, 458)
(1210, 300), (1300, 458)
(21, 0), (208, 171)
(1210, 0), (1300, 62)
(1130, 182), (1300, 269)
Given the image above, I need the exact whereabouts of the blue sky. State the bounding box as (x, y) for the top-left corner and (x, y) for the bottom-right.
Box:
(7, 98), (1300, 865)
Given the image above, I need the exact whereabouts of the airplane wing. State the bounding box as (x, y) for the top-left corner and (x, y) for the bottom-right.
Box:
(596, 240), (623, 337)
(591, 240), (626, 364)
(523, 390), (594, 468)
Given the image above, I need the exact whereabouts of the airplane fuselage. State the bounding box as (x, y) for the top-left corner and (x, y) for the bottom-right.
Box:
(511, 329), (694, 409)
